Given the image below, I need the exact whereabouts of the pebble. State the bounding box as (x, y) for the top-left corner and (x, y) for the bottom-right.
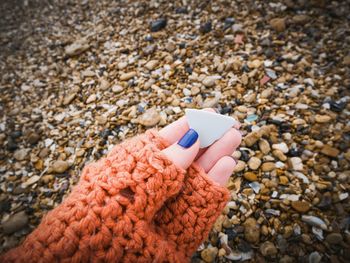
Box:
(199, 21), (212, 34)
(269, 18), (286, 32)
(27, 133), (40, 144)
(120, 71), (136, 81)
(145, 60), (158, 71)
(261, 162), (275, 172)
(244, 172), (258, 182)
(244, 132), (260, 147)
(291, 201), (310, 213)
(279, 176), (289, 185)
(138, 108), (161, 127)
(150, 18), (167, 32)
(233, 160), (246, 172)
(315, 115), (331, 123)
(321, 145), (339, 158)
(259, 139), (271, 154)
(65, 40), (89, 56)
(112, 85), (124, 93)
(289, 157), (303, 171)
(272, 143), (289, 153)
(248, 157), (261, 170)
(86, 94), (96, 104)
(201, 247), (218, 263)
(260, 241), (277, 257)
(309, 251), (322, 263)
(302, 216), (327, 230)
(325, 233), (343, 245)
(13, 148), (30, 161)
(1, 211), (29, 234)
(202, 76), (220, 87)
(52, 160), (69, 174)
(243, 218), (260, 243)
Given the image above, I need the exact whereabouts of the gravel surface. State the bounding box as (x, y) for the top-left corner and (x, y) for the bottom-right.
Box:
(1, 0), (349, 262)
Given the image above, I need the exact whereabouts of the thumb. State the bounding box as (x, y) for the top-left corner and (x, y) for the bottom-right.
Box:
(162, 129), (200, 170)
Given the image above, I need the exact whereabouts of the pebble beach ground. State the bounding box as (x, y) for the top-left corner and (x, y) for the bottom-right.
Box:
(0, 0), (349, 262)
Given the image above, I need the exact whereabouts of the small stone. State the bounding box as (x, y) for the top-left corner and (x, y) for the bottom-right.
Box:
(292, 14), (310, 24)
(201, 247), (218, 263)
(150, 18), (167, 32)
(86, 94), (96, 104)
(309, 252), (322, 263)
(52, 160), (69, 174)
(199, 21), (212, 34)
(244, 172), (258, 182)
(315, 115), (331, 123)
(321, 145), (339, 158)
(1, 211), (29, 234)
(145, 60), (158, 71)
(138, 108), (161, 127)
(27, 133), (40, 144)
(96, 115), (107, 125)
(289, 157), (303, 171)
(190, 86), (200, 96)
(279, 176), (289, 185)
(202, 76), (220, 87)
(65, 40), (90, 56)
(291, 201), (310, 213)
(272, 142), (289, 153)
(259, 139), (271, 154)
(270, 18), (286, 32)
(273, 150), (287, 161)
(120, 71), (136, 81)
(260, 241), (277, 257)
(343, 55), (350, 66)
(248, 157), (261, 170)
(13, 148), (30, 161)
(244, 218), (260, 243)
(63, 93), (76, 105)
(233, 160), (246, 172)
(325, 233), (343, 245)
(261, 162), (275, 172)
(244, 132), (261, 147)
(100, 79), (110, 90)
(247, 59), (262, 69)
(112, 85), (124, 93)
(22, 175), (41, 188)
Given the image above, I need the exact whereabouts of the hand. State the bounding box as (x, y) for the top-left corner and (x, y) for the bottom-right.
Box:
(159, 109), (242, 186)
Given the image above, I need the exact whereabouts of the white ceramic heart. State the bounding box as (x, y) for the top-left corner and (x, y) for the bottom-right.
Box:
(185, 109), (238, 148)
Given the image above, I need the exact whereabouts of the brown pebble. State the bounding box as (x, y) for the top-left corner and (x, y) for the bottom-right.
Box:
(244, 172), (258, 182)
(291, 201), (311, 213)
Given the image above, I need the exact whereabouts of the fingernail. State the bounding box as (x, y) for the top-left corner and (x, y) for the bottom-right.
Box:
(178, 129), (199, 148)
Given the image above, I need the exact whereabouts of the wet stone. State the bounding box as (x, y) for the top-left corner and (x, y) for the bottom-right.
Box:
(1, 211), (29, 234)
(150, 18), (167, 32)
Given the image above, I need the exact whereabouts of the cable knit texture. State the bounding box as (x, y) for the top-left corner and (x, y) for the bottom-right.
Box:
(1, 130), (230, 262)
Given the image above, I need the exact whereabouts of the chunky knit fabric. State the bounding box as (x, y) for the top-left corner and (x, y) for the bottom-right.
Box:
(1, 130), (229, 262)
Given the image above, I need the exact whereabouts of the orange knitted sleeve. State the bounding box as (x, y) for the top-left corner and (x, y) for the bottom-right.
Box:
(1, 130), (229, 262)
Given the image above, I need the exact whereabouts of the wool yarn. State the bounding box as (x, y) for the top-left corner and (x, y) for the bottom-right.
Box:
(1, 130), (229, 262)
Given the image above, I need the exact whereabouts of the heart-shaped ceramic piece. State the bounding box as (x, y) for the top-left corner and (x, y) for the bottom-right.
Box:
(185, 109), (238, 148)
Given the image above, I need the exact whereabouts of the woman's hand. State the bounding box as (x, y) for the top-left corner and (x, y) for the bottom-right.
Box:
(160, 108), (242, 186)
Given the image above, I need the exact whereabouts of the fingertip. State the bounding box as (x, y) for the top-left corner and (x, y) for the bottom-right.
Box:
(207, 156), (237, 186)
(162, 138), (200, 170)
